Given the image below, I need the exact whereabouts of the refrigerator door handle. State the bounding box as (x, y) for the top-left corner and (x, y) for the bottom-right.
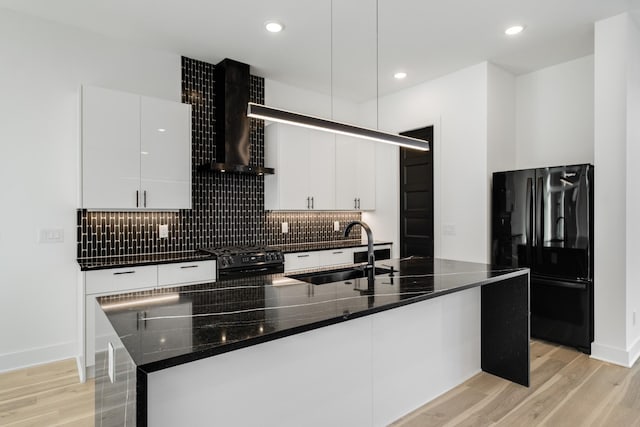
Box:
(536, 176), (544, 258)
(526, 177), (533, 245)
(532, 276), (588, 291)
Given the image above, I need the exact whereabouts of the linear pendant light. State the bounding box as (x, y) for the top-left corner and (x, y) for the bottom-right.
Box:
(248, 0), (430, 152)
(247, 103), (429, 151)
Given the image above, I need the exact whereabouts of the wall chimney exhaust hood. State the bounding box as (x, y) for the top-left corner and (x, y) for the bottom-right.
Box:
(197, 59), (274, 175)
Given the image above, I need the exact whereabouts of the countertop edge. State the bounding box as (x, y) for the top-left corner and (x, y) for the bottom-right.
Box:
(136, 267), (528, 374)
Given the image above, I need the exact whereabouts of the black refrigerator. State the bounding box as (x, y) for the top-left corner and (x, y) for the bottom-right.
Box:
(491, 164), (594, 354)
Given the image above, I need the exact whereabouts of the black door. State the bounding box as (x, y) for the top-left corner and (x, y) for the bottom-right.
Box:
(491, 169), (535, 269)
(399, 126), (433, 258)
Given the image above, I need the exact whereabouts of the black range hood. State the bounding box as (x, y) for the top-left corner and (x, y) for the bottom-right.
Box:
(197, 58), (274, 175)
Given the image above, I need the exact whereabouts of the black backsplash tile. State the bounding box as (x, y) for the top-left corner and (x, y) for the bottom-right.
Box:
(77, 56), (360, 258)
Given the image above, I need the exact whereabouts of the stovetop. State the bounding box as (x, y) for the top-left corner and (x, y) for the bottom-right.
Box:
(199, 245), (275, 257)
(199, 245), (284, 271)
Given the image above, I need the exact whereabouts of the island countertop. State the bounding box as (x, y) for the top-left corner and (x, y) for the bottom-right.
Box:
(96, 257), (527, 373)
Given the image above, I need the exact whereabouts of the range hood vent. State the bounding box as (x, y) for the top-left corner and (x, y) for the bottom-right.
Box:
(197, 58), (274, 176)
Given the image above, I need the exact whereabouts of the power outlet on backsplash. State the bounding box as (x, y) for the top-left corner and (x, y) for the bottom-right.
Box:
(334, 221), (340, 232)
(281, 222), (289, 233)
(159, 224), (169, 239)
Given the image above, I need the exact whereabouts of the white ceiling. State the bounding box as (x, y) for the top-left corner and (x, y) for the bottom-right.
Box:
(1, 0), (639, 102)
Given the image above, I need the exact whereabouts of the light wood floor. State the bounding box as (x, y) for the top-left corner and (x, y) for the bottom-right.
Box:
(1, 341), (638, 426)
(0, 359), (94, 426)
(393, 340), (640, 427)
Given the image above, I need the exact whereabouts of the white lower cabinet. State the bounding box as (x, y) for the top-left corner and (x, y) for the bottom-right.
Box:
(83, 260), (216, 378)
(318, 248), (355, 266)
(284, 252), (321, 273)
(157, 261), (216, 287)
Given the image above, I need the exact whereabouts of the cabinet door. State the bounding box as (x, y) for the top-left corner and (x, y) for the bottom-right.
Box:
(307, 132), (335, 210)
(277, 125), (311, 210)
(140, 97), (192, 209)
(335, 136), (360, 210)
(356, 140), (376, 210)
(82, 86), (141, 209)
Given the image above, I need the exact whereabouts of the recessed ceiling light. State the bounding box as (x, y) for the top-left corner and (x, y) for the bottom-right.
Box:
(157, 128), (166, 132)
(265, 21), (284, 33)
(394, 72), (407, 80)
(505, 25), (525, 36)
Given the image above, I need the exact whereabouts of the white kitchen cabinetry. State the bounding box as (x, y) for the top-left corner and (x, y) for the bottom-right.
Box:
(83, 260), (215, 378)
(265, 123), (335, 210)
(318, 248), (355, 266)
(335, 135), (376, 210)
(81, 86), (191, 210)
(284, 251), (321, 273)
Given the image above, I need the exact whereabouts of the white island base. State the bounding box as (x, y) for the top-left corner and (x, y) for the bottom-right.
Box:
(147, 288), (481, 427)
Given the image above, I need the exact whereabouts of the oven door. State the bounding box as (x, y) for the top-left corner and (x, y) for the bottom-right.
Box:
(218, 264), (285, 280)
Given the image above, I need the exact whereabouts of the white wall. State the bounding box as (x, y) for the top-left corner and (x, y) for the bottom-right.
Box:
(515, 55), (594, 169)
(592, 12), (640, 367)
(363, 63), (490, 263)
(0, 8), (180, 372)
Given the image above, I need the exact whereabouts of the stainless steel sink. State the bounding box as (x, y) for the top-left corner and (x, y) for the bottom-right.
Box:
(288, 266), (392, 285)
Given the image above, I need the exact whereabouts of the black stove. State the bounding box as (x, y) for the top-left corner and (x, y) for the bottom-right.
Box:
(199, 245), (284, 279)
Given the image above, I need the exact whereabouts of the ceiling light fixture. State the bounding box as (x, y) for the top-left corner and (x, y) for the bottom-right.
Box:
(265, 21), (284, 33)
(394, 72), (407, 80)
(505, 25), (524, 36)
(248, 1), (429, 152)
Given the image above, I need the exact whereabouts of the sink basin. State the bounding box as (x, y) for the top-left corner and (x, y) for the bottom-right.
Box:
(288, 266), (392, 285)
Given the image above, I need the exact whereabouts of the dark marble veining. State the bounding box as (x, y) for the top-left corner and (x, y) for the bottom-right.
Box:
(275, 239), (392, 253)
(78, 251), (215, 271)
(97, 257), (527, 373)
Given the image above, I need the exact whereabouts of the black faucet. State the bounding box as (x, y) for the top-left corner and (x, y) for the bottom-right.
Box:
(344, 221), (375, 276)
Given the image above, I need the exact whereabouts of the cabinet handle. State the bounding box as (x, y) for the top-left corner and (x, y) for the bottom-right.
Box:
(143, 190), (147, 208)
(180, 265), (199, 269)
(307, 197), (310, 209)
(311, 196), (314, 209)
(357, 198), (361, 209)
(333, 251), (343, 254)
(136, 191), (139, 208)
(297, 254), (310, 258)
(354, 198), (358, 209)
(114, 271), (135, 275)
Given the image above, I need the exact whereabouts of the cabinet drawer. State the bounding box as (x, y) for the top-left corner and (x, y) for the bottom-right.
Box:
(284, 252), (321, 272)
(319, 248), (354, 266)
(158, 261), (216, 287)
(85, 265), (157, 295)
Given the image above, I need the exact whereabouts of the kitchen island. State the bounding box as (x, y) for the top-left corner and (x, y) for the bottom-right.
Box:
(94, 257), (529, 427)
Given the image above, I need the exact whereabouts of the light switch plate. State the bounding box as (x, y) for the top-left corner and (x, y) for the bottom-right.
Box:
(159, 224), (169, 239)
(334, 221), (340, 232)
(39, 229), (64, 243)
(281, 222), (289, 233)
(443, 224), (457, 236)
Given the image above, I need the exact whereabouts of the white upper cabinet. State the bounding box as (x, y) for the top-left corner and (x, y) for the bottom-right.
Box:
(81, 86), (191, 210)
(265, 123), (335, 210)
(140, 96), (191, 209)
(82, 86), (141, 209)
(335, 135), (376, 210)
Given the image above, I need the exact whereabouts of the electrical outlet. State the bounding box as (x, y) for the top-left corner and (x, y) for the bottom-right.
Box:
(159, 224), (169, 239)
(334, 221), (340, 232)
(281, 222), (289, 233)
(39, 228), (64, 243)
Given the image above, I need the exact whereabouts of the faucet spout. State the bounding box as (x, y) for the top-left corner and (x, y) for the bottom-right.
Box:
(344, 221), (375, 275)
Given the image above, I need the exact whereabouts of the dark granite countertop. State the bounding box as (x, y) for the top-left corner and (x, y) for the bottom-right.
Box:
(96, 257), (527, 373)
(78, 251), (215, 271)
(275, 240), (392, 253)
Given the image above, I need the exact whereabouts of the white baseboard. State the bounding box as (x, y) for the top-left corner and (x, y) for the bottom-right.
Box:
(0, 341), (78, 374)
(628, 336), (640, 368)
(591, 341), (634, 367)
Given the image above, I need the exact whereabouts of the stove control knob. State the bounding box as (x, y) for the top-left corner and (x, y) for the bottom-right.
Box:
(220, 258), (228, 267)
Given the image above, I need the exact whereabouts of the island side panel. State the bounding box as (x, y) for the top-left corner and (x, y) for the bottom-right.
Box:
(94, 301), (137, 427)
(146, 315), (374, 427)
(481, 272), (530, 386)
(372, 287), (482, 426)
